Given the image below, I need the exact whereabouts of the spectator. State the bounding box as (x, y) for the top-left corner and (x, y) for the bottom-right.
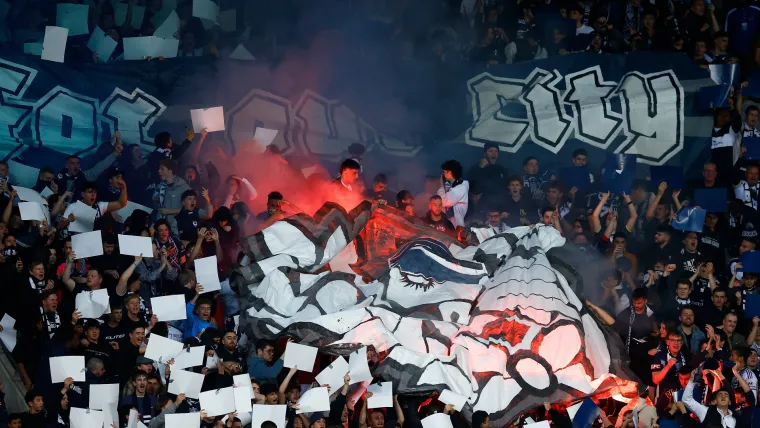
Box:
(55, 140), (123, 201)
(501, 175), (538, 227)
(247, 339), (284, 385)
(466, 142), (506, 206)
(437, 160), (469, 228)
(155, 160), (191, 235)
(420, 195), (455, 233)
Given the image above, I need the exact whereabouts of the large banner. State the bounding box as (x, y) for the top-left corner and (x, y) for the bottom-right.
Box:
(0, 52), (714, 186)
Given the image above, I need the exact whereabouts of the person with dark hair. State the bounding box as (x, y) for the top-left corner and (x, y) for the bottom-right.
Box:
(174, 189), (214, 244)
(155, 159), (191, 235)
(466, 142), (507, 207)
(616, 287), (657, 385)
(149, 393), (184, 428)
(184, 288), (214, 340)
(54, 136), (123, 202)
(148, 128), (201, 179)
(365, 174), (394, 205)
(677, 306), (706, 354)
(22, 389), (45, 428)
(699, 288), (730, 331)
(331, 159), (362, 206)
(651, 330), (689, 402)
(221, 175), (258, 209)
(59, 179), (127, 235)
(683, 368), (736, 427)
(395, 190), (415, 216)
(500, 175), (537, 227)
(256, 192), (284, 222)
(420, 195), (455, 233)
(710, 86), (742, 184)
(437, 160), (469, 227)
(470, 410), (490, 428)
(120, 371), (156, 425)
(247, 339), (284, 385)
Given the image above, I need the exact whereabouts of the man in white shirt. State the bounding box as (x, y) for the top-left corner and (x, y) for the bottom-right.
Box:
(683, 369), (736, 427)
(437, 160), (469, 228)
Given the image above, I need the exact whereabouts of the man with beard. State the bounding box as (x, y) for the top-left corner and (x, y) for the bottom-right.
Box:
(467, 142), (506, 206)
(677, 306), (706, 355)
(522, 156), (554, 204)
(420, 195), (455, 233)
(643, 224), (678, 271)
(215, 330), (246, 373)
(615, 288), (658, 385)
(689, 260), (718, 309)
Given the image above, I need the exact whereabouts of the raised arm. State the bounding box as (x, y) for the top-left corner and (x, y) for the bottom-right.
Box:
(189, 128), (208, 163)
(84, 142), (121, 181)
(646, 182), (667, 221)
(117, 255), (142, 296)
(106, 179), (127, 213)
(623, 192), (637, 232)
(682, 376), (708, 422)
(393, 394), (405, 427)
(590, 191), (610, 233)
(278, 367), (298, 403)
(61, 251), (78, 292)
(2, 190), (16, 224)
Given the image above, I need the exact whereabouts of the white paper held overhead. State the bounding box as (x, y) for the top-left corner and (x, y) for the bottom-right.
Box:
(199, 387), (236, 416)
(165, 413), (200, 428)
(366, 382), (393, 409)
(168, 369), (205, 399)
(253, 128), (278, 147)
(438, 390), (467, 412)
(315, 356), (349, 388)
(72, 230), (104, 259)
(194, 256), (221, 292)
(190, 107), (225, 133)
(250, 405), (286, 428)
(0, 315), (16, 352)
(172, 346), (205, 370)
(151, 295), (187, 322)
(50, 355), (85, 383)
(348, 347), (373, 384)
(89, 384), (120, 410)
(229, 44), (255, 61)
(144, 334), (184, 363)
(421, 413), (454, 428)
(295, 387), (330, 414)
(19, 202), (46, 222)
(63, 201), (97, 233)
(283, 342), (318, 372)
(192, 0), (219, 23)
(118, 234), (153, 257)
(57, 4), (90, 36)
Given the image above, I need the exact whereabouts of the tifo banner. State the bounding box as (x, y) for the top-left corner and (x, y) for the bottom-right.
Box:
(0, 52), (713, 185)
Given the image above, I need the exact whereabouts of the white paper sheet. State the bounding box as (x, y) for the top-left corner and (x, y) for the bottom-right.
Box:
(151, 295), (187, 322)
(72, 230), (104, 259)
(168, 368), (205, 399)
(154, 36), (179, 58)
(0, 315), (16, 352)
(145, 334), (184, 363)
(566, 402), (582, 420)
(172, 346), (205, 370)
(421, 413), (454, 428)
(348, 347), (373, 384)
(57, 4), (90, 36)
(250, 405), (286, 428)
(283, 342), (318, 373)
(64, 201), (97, 233)
(112, 0), (128, 25)
(218, 9), (236, 32)
(102, 403), (118, 428)
(87, 27), (118, 61)
(118, 234), (153, 257)
(233, 374), (253, 413)
(75, 289), (110, 319)
(115, 201), (153, 222)
(194, 256), (221, 292)
(71, 407), (104, 428)
(42, 26), (69, 63)
(154, 11), (180, 39)
(438, 390), (467, 411)
(253, 128), (278, 147)
(14, 186), (47, 205)
(301, 166), (318, 179)
(205, 353), (218, 369)
(165, 413), (200, 428)
(40, 187), (54, 198)
(315, 356), (348, 388)
(19, 202), (46, 221)
(8, 160), (39, 188)
(50, 355), (85, 383)
(192, 0), (219, 23)
(366, 382), (393, 409)
(199, 387), (236, 416)
(89, 384), (119, 410)
(127, 409), (138, 428)
(295, 387), (330, 414)
(190, 107), (225, 133)
(131, 4), (146, 29)
(229, 44), (255, 61)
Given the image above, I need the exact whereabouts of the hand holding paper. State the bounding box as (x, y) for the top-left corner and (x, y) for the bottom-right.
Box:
(283, 342), (318, 372)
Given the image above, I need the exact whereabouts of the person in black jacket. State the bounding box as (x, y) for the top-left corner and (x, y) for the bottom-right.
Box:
(22, 389), (46, 428)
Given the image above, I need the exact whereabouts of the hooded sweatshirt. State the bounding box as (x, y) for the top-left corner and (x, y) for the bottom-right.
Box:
(155, 177), (191, 235)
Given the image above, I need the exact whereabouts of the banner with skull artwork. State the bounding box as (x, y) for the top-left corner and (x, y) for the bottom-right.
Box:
(233, 202), (640, 425)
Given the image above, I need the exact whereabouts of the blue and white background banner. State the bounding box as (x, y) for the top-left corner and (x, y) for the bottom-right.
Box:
(0, 52), (718, 185)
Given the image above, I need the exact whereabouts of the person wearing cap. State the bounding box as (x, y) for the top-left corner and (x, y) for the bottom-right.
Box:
(466, 142), (507, 209)
(102, 166), (126, 203)
(308, 413), (326, 428)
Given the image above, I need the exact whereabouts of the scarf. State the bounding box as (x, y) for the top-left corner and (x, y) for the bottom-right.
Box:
(40, 307), (61, 338)
(624, 2), (641, 43)
(736, 180), (759, 210)
(29, 277), (45, 294)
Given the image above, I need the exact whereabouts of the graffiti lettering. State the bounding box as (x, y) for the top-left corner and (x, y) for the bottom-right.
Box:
(466, 67), (684, 165)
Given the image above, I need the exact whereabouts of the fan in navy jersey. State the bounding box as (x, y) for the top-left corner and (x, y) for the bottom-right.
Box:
(175, 189), (214, 244)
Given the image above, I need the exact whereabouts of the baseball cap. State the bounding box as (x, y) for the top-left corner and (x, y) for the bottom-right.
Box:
(107, 167), (124, 179)
(136, 356), (153, 365)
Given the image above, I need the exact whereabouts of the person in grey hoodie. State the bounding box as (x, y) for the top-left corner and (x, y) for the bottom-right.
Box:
(149, 393), (185, 428)
(154, 159), (191, 235)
